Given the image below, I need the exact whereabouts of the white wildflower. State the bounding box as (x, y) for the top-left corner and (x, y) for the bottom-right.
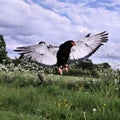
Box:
(93, 108), (97, 112)
(115, 87), (119, 91)
(115, 79), (119, 84)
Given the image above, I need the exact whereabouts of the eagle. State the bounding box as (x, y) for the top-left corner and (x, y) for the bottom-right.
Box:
(14, 31), (108, 75)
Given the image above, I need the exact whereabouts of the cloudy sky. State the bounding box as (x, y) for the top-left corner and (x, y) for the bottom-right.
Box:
(0, 0), (120, 68)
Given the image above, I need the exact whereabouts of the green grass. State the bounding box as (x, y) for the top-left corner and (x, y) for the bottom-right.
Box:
(0, 70), (120, 120)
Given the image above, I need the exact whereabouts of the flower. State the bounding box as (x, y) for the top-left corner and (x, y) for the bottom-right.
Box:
(102, 103), (106, 109)
(116, 87), (119, 91)
(115, 79), (119, 84)
(57, 102), (62, 108)
(103, 104), (106, 107)
(93, 108), (97, 112)
(65, 103), (69, 107)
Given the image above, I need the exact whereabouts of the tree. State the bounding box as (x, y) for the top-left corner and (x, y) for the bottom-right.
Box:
(0, 34), (8, 63)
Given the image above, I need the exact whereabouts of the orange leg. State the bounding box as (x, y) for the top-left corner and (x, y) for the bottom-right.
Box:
(58, 65), (69, 75)
(65, 66), (68, 73)
(58, 67), (63, 75)
(62, 64), (69, 73)
(63, 65), (68, 73)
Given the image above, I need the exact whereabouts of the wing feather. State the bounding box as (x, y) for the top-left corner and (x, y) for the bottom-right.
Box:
(14, 42), (59, 66)
(70, 31), (108, 61)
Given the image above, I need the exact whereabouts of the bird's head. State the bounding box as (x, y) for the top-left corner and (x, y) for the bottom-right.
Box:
(64, 40), (76, 48)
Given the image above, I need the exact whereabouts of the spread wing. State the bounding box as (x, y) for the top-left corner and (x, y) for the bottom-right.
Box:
(70, 31), (108, 61)
(14, 42), (59, 66)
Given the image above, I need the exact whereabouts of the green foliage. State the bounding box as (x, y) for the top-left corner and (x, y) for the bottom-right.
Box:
(53, 59), (111, 77)
(10, 56), (112, 77)
(0, 58), (114, 80)
(0, 35), (8, 63)
(0, 68), (120, 120)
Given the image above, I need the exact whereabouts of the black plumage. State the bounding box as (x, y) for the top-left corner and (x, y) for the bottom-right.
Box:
(57, 40), (75, 68)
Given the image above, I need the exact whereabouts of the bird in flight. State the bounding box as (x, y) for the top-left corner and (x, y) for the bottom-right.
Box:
(14, 31), (108, 75)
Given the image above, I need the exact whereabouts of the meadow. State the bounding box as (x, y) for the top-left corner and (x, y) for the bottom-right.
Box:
(0, 63), (120, 120)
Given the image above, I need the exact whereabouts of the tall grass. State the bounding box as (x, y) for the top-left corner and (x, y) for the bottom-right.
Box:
(0, 68), (120, 120)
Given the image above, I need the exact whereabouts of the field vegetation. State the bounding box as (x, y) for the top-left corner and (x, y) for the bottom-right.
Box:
(0, 60), (120, 120)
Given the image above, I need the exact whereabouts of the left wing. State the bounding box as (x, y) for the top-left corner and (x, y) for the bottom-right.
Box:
(70, 31), (108, 61)
(14, 42), (59, 67)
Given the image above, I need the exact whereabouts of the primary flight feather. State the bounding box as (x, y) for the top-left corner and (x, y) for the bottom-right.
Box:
(14, 31), (108, 74)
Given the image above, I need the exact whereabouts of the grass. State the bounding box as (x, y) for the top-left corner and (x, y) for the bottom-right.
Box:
(0, 70), (120, 120)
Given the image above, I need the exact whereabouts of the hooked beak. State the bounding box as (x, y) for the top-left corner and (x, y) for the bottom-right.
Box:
(71, 41), (76, 46)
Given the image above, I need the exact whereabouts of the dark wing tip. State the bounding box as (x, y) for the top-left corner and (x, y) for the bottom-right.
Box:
(85, 33), (90, 37)
(39, 41), (46, 45)
(100, 31), (109, 43)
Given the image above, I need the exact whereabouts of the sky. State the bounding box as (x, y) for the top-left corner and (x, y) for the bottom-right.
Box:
(0, 0), (120, 69)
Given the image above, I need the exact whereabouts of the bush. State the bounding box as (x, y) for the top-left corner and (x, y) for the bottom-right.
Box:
(0, 35), (9, 63)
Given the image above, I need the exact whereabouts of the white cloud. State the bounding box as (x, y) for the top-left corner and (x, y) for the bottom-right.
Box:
(0, 0), (120, 66)
(0, 0), (30, 27)
(98, 0), (120, 7)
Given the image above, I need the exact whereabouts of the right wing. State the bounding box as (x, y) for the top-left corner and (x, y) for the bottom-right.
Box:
(70, 31), (108, 61)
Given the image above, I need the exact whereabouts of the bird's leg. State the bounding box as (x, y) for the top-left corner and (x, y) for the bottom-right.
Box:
(58, 66), (63, 75)
(58, 65), (68, 75)
(64, 64), (68, 73)
(62, 64), (68, 73)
